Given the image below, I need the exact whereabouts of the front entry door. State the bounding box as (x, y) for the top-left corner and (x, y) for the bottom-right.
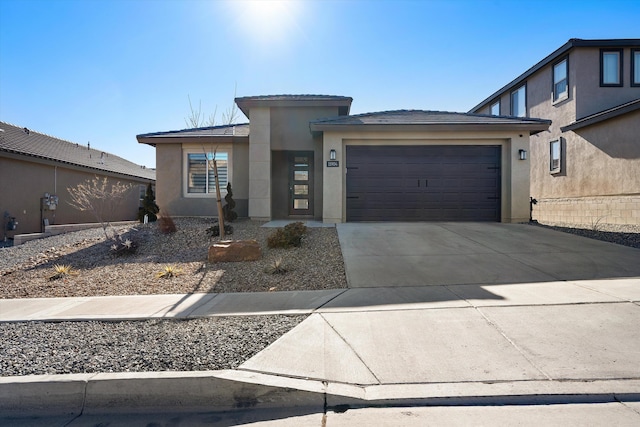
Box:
(289, 151), (314, 216)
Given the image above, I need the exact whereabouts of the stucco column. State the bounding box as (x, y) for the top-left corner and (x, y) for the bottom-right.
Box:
(322, 132), (343, 223)
(248, 107), (271, 220)
(509, 134), (531, 223)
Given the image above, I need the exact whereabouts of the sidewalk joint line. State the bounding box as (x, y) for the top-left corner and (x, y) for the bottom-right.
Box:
(474, 306), (553, 381)
(319, 313), (382, 385)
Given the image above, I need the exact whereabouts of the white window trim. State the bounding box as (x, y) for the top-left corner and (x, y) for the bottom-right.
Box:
(511, 84), (526, 117)
(552, 58), (569, 103)
(490, 100), (500, 116)
(550, 138), (562, 174)
(182, 145), (233, 198)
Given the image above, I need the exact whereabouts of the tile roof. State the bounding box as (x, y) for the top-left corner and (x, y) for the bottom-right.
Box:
(137, 123), (250, 139)
(0, 121), (155, 181)
(311, 110), (551, 126)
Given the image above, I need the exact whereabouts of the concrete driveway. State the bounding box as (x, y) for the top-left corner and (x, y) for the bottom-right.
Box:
(336, 222), (640, 287)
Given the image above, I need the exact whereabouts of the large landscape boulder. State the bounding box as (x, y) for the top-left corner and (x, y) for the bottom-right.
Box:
(208, 240), (262, 263)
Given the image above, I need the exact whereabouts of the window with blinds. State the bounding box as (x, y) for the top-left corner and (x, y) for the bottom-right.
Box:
(186, 152), (229, 194)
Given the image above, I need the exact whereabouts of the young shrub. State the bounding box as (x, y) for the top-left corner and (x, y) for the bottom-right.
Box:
(264, 258), (288, 274)
(158, 214), (177, 234)
(222, 183), (238, 223)
(206, 223), (234, 237)
(138, 183), (160, 223)
(156, 265), (183, 279)
(266, 222), (307, 249)
(48, 264), (78, 281)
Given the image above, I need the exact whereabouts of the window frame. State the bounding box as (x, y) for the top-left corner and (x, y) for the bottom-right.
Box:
(552, 57), (569, 102)
(182, 145), (232, 198)
(490, 100), (500, 116)
(510, 84), (526, 117)
(549, 138), (562, 174)
(632, 48), (640, 87)
(600, 48), (623, 87)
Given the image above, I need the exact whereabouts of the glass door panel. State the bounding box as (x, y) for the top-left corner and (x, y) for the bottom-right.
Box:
(289, 152), (313, 215)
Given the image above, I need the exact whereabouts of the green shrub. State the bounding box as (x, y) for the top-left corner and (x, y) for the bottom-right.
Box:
(267, 222), (307, 248)
(206, 223), (233, 237)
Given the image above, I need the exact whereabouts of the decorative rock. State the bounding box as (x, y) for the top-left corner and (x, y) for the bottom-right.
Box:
(208, 240), (262, 263)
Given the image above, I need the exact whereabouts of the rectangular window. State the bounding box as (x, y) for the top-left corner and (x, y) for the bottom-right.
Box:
(550, 139), (561, 174)
(632, 49), (640, 87)
(553, 58), (568, 101)
(511, 85), (526, 117)
(185, 150), (229, 195)
(600, 49), (623, 86)
(490, 100), (500, 116)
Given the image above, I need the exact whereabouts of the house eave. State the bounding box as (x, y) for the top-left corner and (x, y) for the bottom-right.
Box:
(309, 122), (551, 135)
(561, 98), (640, 132)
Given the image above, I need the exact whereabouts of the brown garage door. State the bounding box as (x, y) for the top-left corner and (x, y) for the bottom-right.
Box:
(346, 145), (501, 221)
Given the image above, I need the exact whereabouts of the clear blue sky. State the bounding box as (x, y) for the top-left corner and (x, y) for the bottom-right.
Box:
(1, 0), (638, 169)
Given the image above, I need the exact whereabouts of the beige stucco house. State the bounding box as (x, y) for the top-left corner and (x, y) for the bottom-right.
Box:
(138, 95), (549, 223)
(0, 121), (155, 242)
(470, 38), (640, 226)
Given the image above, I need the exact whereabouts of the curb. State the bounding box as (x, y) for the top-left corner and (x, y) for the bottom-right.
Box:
(2, 370), (640, 416)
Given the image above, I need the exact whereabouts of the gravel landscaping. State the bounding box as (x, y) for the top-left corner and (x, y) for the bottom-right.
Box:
(533, 222), (640, 250)
(0, 217), (347, 299)
(0, 316), (305, 377)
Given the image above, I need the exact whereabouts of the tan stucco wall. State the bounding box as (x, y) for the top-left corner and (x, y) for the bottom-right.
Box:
(154, 141), (249, 218)
(321, 130), (531, 223)
(248, 107), (271, 219)
(0, 155), (149, 237)
(573, 47), (640, 119)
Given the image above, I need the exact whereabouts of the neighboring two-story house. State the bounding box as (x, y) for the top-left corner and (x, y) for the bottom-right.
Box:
(470, 39), (640, 227)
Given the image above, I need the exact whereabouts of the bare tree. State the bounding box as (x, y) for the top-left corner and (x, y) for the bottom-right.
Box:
(67, 176), (133, 240)
(185, 84), (239, 128)
(202, 147), (226, 239)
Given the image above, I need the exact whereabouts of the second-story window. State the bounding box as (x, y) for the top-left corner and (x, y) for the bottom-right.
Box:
(632, 49), (640, 87)
(600, 49), (623, 87)
(553, 58), (568, 101)
(511, 85), (526, 117)
(490, 100), (500, 116)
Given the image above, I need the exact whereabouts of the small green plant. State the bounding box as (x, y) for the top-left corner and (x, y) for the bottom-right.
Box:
(138, 183), (160, 223)
(222, 182), (238, 223)
(110, 233), (138, 256)
(206, 223), (234, 237)
(264, 257), (288, 274)
(48, 264), (78, 281)
(156, 265), (183, 279)
(267, 222), (308, 249)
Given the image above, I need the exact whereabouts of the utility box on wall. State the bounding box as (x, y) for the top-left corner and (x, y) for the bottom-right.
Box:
(41, 193), (58, 211)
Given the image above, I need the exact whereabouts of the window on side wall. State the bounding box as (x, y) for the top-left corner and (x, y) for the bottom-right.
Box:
(550, 139), (562, 174)
(632, 48), (640, 87)
(511, 85), (526, 117)
(490, 100), (500, 116)
(184, 149), (230, 196)
(600, 49), (623, 87)
(553, 58), (568, 101)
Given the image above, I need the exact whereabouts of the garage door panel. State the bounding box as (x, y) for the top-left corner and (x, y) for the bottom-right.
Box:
(346, 145), (501, 222)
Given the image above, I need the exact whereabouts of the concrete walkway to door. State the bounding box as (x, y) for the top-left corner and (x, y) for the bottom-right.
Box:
(336, 222), (640, 287)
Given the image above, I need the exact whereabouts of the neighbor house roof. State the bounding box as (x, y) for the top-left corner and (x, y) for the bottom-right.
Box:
(561, 98), (640, 132)
(469, 38), (640, 113)
(0, 121), (155, 181)
(310, 110), (551, 134)
(235, 94), (353, 117)
(136, 123), (250, 146)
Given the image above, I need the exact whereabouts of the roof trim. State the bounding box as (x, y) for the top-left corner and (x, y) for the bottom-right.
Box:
(469, 38), (640, 113)
(561, 98), (640, 132)
(136, 123), (250, 146)
(235, 94), (353, 117)
(310, 110), (551, 135)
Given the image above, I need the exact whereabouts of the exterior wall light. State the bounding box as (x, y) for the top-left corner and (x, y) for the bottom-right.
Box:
(330, 149), (337, 160)
(519, 149), (527, 160)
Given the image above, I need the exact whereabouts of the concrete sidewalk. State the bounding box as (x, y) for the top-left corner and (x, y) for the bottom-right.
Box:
(2, 279), (640, 420)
